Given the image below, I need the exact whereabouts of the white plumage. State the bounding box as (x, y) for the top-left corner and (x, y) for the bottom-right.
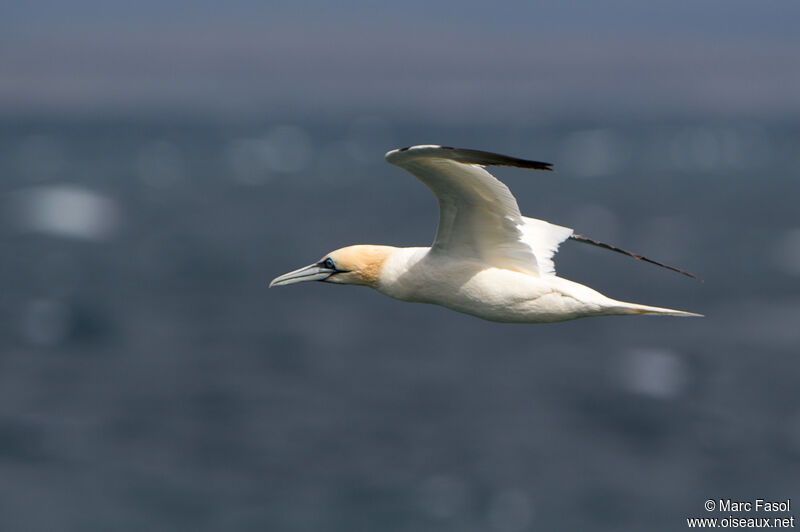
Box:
(270, 145), (700, 323)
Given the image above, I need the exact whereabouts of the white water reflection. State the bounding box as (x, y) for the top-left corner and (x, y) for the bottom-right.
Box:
(771, 228), (800, 276)
(561, 129), (628, 178)
(418, 474), (467, 520)
(621, 348), (686, 399)
(488, 488), (533, 532)
(227, 125), (313, 184)
(11, 185), (120, 241)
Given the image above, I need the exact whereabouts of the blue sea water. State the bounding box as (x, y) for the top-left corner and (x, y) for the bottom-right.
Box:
(1, 118), (799, 531)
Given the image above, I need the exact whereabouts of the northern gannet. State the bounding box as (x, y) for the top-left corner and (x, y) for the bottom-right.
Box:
(270, 145), (701, 322)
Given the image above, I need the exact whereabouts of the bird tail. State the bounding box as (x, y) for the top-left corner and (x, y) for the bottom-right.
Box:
(610, 300), (703, 317)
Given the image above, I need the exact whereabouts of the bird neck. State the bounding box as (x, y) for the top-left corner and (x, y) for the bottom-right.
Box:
(372, 246), (430, 296)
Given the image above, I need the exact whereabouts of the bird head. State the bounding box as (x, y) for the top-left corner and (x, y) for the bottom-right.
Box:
(269, 245), (393, 288)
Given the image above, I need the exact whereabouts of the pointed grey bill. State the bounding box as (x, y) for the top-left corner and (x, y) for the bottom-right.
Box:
(269, 263), (336, 287)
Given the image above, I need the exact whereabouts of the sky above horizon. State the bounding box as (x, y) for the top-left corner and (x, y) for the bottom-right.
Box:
(2, 1), (799, 123)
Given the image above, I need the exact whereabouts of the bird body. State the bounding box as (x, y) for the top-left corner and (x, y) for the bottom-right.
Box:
(270, 145), (701, 323)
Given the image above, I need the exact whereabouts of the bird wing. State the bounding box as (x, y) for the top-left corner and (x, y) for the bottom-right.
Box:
(385, 145), (573, 276)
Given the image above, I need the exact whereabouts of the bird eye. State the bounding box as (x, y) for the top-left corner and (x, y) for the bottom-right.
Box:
(323, 258), (335, 270)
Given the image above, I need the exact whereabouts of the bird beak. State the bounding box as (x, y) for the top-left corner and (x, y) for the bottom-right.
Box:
(269, 263), (336, 288)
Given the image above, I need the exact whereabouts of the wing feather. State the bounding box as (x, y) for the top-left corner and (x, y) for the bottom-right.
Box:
(385, 145), (570, 276)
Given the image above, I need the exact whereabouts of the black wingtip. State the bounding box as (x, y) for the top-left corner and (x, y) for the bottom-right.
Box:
(389, 145), (554, 171)
(569, 233), (701, 281)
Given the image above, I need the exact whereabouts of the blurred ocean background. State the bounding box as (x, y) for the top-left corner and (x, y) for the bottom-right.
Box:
(2, 1), (800, 530)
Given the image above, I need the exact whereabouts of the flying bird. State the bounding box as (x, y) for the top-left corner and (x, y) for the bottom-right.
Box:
(270, 145), (701, 322)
